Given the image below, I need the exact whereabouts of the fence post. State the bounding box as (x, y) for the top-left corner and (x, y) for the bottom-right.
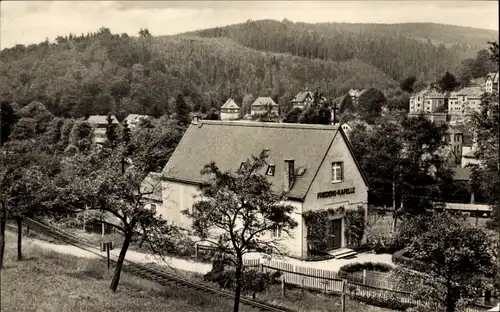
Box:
(362, 269), (366, 284)
(259, 262), (263, 273)
(281, 277), (286, 299)
(323, 280), (328, 297)
(341, 279), (347, 312)
(301, 277), (304, 294)
(195, 244), (198, 259)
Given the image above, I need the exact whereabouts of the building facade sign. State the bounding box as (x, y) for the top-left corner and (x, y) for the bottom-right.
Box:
(317, 187), (355, 199)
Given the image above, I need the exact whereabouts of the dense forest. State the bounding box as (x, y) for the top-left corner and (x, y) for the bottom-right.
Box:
(187, 20), (497, 82)
(0, 20), (497, 119)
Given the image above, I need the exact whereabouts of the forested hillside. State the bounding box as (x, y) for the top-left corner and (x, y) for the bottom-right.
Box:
(0, 20), (497, 119)
(187, 20), (497, 81)
(0, 27), (397, 118)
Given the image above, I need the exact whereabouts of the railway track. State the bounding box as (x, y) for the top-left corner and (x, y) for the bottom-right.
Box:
(7, 218), (295, 312)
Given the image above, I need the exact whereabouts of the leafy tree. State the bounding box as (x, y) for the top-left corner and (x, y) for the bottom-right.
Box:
(393, 212), (495, 312)
(130, 119), (183, 173)
(183, 151), (298, 312)
(1, 101), (19, 146)
(174, 94), (191, 127)
(387, 93), (410, 111)
(0, 139), (60, 267)
(399, 117), (452, 215)
(298, 106), (331, 125)
(69, 119), (94, 154)
(283, 107), (302, 123)
(105, 113), (119, 148)
(357, 88), (386, 124)
(339, 94), (355, 114)
(488, 41), (499, 64)
(400, 76), (417, 93)
(205, 108), (220, 120)
(468, 91), (499, 229)
(139, 28), (151, 37)
(438, 72), (460, 93)
(204, 264), (281, 300)
(9, 118), (37, 140)
(455, 58), (475, 87)
(56, 146), (179, 291)
(472, 49), (498, 78)
(350, 117), (452, 219)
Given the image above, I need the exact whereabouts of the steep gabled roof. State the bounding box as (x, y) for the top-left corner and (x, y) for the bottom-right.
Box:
(292, 91), (314, 103)
(124, 114), (149, 122)
(486, 72), (499, 83)
(411, 89), (430, 99)
(88, 115), (119, 125)
(426, 90), (445, 98)
(251, 97), (278, 107)
(221, 98), (240, 109)
(161, 121), (368, 201)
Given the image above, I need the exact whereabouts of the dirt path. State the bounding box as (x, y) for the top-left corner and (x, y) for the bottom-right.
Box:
(19, 231), (212, 274)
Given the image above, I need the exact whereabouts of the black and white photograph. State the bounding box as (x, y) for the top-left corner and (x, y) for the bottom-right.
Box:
(0, 1), (499, 312)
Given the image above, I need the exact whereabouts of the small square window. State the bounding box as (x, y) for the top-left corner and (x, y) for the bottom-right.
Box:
(266, 165), (275, 176)
(331, 162), (343, 183)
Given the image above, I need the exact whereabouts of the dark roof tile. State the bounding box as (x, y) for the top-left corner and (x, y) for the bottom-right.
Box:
(162, 121), (344, 200)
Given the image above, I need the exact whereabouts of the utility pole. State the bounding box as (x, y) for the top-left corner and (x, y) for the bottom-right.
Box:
(331, 102), (339, 126)
(392, 172), (397, 233)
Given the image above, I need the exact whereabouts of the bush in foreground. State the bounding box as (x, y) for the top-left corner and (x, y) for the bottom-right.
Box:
(339, 262), (394, 274)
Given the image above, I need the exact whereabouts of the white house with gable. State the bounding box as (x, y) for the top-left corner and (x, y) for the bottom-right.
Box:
(156, 119), (369, 260)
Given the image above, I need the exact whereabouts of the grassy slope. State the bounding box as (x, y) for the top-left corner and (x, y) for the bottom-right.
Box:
(3, 229), (396, 312)
(0, 231), (257, 312)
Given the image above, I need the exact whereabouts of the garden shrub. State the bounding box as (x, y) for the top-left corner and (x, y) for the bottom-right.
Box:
(339, 261), (394, 274)
(392, 249), (428, 272)
(204, 267), (282, 297)
(351, 294), (414, 311)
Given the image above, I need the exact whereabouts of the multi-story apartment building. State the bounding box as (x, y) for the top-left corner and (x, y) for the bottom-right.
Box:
(409, 89), (430, 113)
(448, 87), (483, 122)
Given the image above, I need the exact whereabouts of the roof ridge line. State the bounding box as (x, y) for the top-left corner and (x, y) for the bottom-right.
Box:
(198, 120), (340, 131)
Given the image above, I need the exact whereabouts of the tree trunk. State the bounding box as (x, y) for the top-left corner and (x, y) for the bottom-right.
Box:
(233, 260), (243, 312)
(0, 208), (6, 269)
(110, 229), (133, 292)
(445, 280), (456, 312)
(16, 217), (23, 261)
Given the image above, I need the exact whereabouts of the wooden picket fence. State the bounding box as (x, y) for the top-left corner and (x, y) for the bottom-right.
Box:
(242, 258), (496, 311)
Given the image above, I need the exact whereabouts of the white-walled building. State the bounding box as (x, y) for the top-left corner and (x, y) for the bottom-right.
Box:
(87, 115), (119, 144)
(158, 120), (369, 260)
(124, 114), (150, 129)
(220, 98), (241, 120)
(250, 97), (279, 115)
(485, 72), (499, 93)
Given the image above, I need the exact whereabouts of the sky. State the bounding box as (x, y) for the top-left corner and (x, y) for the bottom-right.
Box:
(1, 1), (498, 50)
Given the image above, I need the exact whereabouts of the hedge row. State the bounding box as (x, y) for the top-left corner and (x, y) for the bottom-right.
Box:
(392, 249), (429, 272)
(339, 261), (394, 274)
(351, 294), (415, 311)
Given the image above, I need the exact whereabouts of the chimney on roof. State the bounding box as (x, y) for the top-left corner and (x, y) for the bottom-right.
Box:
(192, 115), (200, 125)
(284, 159), (295, 192)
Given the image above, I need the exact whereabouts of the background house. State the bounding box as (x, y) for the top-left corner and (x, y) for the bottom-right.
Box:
(250, 97), (279, 115)
(485, 72), (499, 93)
(124, 114), (150, 129)
(291, 91), (315, 110)
(220, 98), (241, 120)
(87, 115), (119, 144)
(160, 119), (369, 260)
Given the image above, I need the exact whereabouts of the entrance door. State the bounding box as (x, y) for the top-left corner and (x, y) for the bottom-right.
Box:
(327, 219), (342, 250)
